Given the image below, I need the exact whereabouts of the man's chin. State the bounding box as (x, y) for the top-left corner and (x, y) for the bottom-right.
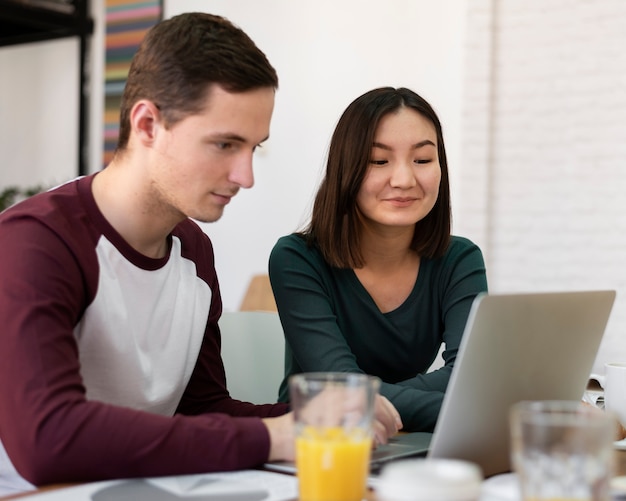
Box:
(189, 208), (225, 224)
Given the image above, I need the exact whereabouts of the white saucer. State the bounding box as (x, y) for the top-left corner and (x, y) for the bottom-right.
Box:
(481, 472), (626, 501)
(481, 473), (520, 501)
(612, 476), (626, 497)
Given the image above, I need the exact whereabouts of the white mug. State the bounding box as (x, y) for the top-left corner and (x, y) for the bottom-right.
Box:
(604, 362), (626, 428)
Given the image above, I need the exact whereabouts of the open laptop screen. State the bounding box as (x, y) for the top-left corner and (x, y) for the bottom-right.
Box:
(428, 290), (615, 477)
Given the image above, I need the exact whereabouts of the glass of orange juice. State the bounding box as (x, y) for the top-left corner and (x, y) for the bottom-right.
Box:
(290, 372), (380, 501)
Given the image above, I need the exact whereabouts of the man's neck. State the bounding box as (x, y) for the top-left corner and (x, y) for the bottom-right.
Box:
(91, 160), (182, 259)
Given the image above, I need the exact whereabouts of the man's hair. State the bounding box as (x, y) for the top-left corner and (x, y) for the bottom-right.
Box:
(116, 12), (278, 151)
(303, 87), (451, 268)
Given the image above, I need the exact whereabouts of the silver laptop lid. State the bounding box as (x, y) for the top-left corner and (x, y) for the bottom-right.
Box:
(428, 290), (616, 478)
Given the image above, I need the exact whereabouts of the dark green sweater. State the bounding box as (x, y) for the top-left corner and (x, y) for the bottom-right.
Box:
(269, 234), (488, 432)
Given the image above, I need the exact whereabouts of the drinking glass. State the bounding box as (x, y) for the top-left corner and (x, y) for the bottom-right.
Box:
(290, 372), (379, 501)
(510, 400), (617, 501)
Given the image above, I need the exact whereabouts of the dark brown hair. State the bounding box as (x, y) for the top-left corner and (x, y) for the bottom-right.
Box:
(116, 12), (278, 151)
(303, 87), (451, 268)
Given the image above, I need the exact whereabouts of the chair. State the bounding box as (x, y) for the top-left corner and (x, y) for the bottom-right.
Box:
(219, 311), (285, 404)
(239, 274), (277, 312)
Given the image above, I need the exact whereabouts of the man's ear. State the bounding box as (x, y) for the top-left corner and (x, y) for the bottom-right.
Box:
(129, 100), (162, 146)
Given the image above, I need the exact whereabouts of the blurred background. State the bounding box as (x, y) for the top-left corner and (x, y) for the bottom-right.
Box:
(1, 0), (625, 374)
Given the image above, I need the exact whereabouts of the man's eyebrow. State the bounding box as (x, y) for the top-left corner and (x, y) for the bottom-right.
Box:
(209, 133), (246, 142)
(208, 133), (270, 144)
(372, 139), (436, 150)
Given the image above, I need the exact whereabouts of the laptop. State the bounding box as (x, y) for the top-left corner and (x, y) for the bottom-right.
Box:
(265, 290), (616, 478)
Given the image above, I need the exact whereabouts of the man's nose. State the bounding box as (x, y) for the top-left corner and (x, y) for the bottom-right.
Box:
(229, 154), (255, 189)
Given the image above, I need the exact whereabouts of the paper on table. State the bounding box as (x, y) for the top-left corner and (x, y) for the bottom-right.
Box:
(12, 470), (298, 501)
(584, 373), (606, 409)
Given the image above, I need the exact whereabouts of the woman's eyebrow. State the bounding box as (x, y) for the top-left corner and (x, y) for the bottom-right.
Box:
(372, 139), (436, 150)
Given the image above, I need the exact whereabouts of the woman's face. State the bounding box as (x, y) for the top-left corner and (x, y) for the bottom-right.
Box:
(356, 107), (441, 230)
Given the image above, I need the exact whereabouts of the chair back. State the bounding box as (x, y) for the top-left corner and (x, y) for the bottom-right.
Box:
(219, 311), (285, 404)
(239, 274), (277, 312)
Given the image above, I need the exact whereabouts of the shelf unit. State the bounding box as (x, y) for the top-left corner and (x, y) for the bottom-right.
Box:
(0, 0), (94, 175)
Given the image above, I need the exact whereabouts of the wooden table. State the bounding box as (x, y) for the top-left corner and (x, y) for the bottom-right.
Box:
(616, 448), (626, 478)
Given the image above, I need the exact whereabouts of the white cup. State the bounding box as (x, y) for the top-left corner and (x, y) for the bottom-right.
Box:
(604, 362), (626, 428)
(376, 458), (483, 501)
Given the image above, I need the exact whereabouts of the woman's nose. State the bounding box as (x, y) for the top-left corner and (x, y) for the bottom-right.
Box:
(390, 161), (417, 188)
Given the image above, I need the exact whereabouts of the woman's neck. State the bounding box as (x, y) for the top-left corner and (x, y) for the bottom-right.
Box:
(358, 224), (416, 270)
(354, 225), (420, 313)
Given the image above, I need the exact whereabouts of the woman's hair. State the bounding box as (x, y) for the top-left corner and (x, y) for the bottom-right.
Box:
(303, 87), (451, 268)
(116, 12), (278, 151)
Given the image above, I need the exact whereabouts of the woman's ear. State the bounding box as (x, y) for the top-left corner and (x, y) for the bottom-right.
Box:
(129, 100), (162, 146)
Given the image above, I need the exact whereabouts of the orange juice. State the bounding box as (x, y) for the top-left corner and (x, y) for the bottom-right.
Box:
(296, 426), (372, 501)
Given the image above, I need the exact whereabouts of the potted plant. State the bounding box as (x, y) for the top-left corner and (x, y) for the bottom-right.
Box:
(0, 186), (44, 212)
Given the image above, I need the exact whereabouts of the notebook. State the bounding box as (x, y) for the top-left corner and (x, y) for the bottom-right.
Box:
(265, 290), (616, 478)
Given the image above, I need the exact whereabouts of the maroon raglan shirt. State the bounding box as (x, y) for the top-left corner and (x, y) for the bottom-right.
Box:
(0, 174), (288, 493)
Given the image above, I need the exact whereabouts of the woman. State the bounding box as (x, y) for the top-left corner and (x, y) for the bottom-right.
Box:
(269, 87), (487, 432)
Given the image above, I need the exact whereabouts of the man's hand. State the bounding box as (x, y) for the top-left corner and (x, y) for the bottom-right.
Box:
(373, 395), (402, 445)
(262, 394), (402, 461)
(263, 412), (295, 461)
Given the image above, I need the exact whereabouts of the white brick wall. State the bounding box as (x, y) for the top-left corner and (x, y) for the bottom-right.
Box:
(458, 0), (626, 374)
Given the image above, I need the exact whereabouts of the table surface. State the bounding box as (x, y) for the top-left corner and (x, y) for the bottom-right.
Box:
(3, 449), (626, 501)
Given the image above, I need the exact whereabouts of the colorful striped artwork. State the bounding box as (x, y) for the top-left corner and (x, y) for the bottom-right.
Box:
(103, 0), (162, 168)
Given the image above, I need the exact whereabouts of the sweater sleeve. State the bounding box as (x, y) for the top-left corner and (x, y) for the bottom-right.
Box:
(0, 215), (285, 488)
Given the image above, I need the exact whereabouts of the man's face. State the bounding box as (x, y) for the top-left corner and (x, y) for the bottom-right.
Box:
(147, 85), (275, 223)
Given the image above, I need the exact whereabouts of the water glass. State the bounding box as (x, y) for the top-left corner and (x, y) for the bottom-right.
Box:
(510, 400), (617, 501)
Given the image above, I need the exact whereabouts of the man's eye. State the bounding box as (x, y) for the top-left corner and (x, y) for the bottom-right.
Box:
(216, 142), (232, 150)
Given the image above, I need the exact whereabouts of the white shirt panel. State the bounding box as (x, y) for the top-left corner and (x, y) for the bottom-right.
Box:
(0, 441), (35, 497)
(74, 235), (212, 415)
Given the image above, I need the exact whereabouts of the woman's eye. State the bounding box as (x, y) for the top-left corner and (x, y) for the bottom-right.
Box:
(415, 159), (432, 164)
(216, 142), (232, 150)
(370, 159), (388, 165)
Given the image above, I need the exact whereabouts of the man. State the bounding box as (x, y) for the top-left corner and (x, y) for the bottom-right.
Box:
(0, 12), (276, 495)
(0, 12), (400, 495)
